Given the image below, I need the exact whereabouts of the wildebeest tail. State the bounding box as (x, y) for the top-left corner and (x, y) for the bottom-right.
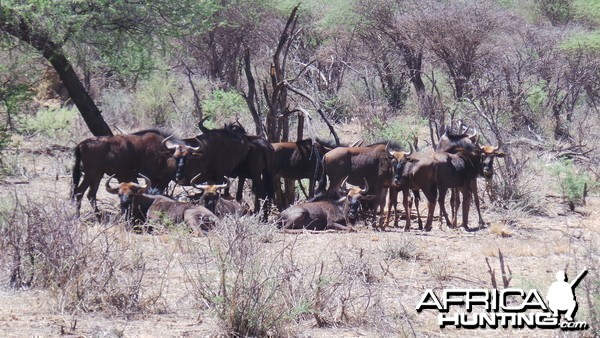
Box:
(72, 145), (82, 199)
(311, 159), (328, 201)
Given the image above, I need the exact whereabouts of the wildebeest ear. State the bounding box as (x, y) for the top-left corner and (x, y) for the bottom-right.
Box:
(337, 196), (347, 203)
(494, 152), (506, 158)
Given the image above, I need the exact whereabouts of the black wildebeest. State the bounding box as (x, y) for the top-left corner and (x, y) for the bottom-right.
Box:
(394, 142), (505, 231)
(278, 178), (369, 232)
(315, 143), (395, 229)
(189, 175), (245, 218)
(163, 119), (274, 219)
(271, 138), (332, 209)
(72, 130), (175, 219)
(105, 175), (218, 233)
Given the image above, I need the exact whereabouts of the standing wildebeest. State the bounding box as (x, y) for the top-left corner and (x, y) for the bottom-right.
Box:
(105, 175), (218, 232)
(164, 119), (274, 219)
(278, 178), (368, 232)
(72, 130), (175, 219)
(190, 175), (245, 218)
(394, 142), (505, 231)
(271, 138), (332, 209)
(315, 143), (395, 229)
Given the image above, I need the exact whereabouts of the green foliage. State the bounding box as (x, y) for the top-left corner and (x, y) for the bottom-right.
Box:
(202, 89), (247, 120)
(365, 116), (426, 145)
(20, 107), (78, 138)
(550, 159), (597, 208)
(560, 30), (600, 52)
(573, 0), (600, 24)
(134, 73), (177, 126)
(525, 80), (549, 117)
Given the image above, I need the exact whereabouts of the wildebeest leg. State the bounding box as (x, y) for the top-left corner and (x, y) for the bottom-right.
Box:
(402, 188), (412, 231)
(470, 179), (484, 228)
(412, 190), (423, 230)
(72, 176), (91, 218)
(87, 178), (102, 221)
(236, 177), (245, 202)
(437, 187), (454, 228)
(448, 188), (459, 227)
(327, 222), (354, 232)
(460, 186), (471, 229)
(385, 187), (398, 227)
(423, 186), (437, 232)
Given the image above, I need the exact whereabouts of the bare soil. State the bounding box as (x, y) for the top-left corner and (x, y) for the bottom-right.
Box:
(0, 143), (597, 337)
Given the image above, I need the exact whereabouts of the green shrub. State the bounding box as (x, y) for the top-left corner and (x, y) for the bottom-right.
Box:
(21, 107), (78, 138)
(134, 73), (177, 126)
(201, 89), (247, 120)
(365, 116), (426, 145)
(550, 158), (597, 210)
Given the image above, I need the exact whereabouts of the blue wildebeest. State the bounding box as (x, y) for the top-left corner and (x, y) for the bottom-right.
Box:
(163, 119), (274, 220)
(278, 178), (369, 232)
(72, 129), (175, 220)
(394, 141), (505, 231)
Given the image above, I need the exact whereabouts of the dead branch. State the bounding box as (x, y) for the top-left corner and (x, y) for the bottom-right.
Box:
(284, 81), (340, 146)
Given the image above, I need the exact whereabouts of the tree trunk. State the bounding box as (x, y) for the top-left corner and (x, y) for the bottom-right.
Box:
(0, 6), (113, 136)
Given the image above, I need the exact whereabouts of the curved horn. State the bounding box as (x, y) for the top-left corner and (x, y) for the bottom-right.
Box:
(360, 177), (369, 193)
(138, 174), (151, 190)
(214, 177), (230, 190)
(340, 176), (350, 193)
(161, 135), (179, 150)
(105, 174), (119, 194)
(190, 173), (204, 187)
(407, 142), (414, 157)
(468, 128), (478, 142)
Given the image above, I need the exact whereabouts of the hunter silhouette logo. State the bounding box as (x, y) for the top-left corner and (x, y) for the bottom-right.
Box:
(416, 269), (589, 330)
(546, 270), (586, 322)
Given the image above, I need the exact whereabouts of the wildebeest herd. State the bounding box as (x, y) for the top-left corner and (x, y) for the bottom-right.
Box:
(71, 118), (505, 233)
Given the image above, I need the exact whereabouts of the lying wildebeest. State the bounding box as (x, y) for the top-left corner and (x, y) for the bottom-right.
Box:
(163, 119), (274, 219)
(315, 142), (395, 229)
(278, 178), (369, 232)
(189, 175), (245, 218)
(271, 138), (333, 209)
(394, 141), (505, 231)
(72, 129), (175, 219)
(104, 174), (156, 224)
(105, 175), (218, 232)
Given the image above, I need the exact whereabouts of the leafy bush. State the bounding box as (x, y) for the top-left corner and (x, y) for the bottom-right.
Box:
(550, 158), (596, 210)
(365, 116), (426, 145)
(20, 107), (78, 138)
(134, 73), (177, 126)
(201, 89), (247, 120)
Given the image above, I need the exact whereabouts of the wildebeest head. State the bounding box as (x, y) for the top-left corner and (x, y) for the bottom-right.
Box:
(340, 177), (369, 224)
(105, 174), (152, 214)
(437, 126), (478, 152)
(162, 136), (200, 183)
(478, 145), (506, 179)
(391, 144), (416, 187)
(190, 174), (230, 214)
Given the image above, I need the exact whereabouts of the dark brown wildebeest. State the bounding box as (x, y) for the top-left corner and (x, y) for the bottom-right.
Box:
(271, 138), (333, 209)
(105, 175), (218, 233)
(393, 142), (505, 231)
(189, 175), (245, 218)
(278, 178), (368, 232)
(314, 143), (395, 229)
(164, 119), (274, 219)
(72, 129), (175, 219)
